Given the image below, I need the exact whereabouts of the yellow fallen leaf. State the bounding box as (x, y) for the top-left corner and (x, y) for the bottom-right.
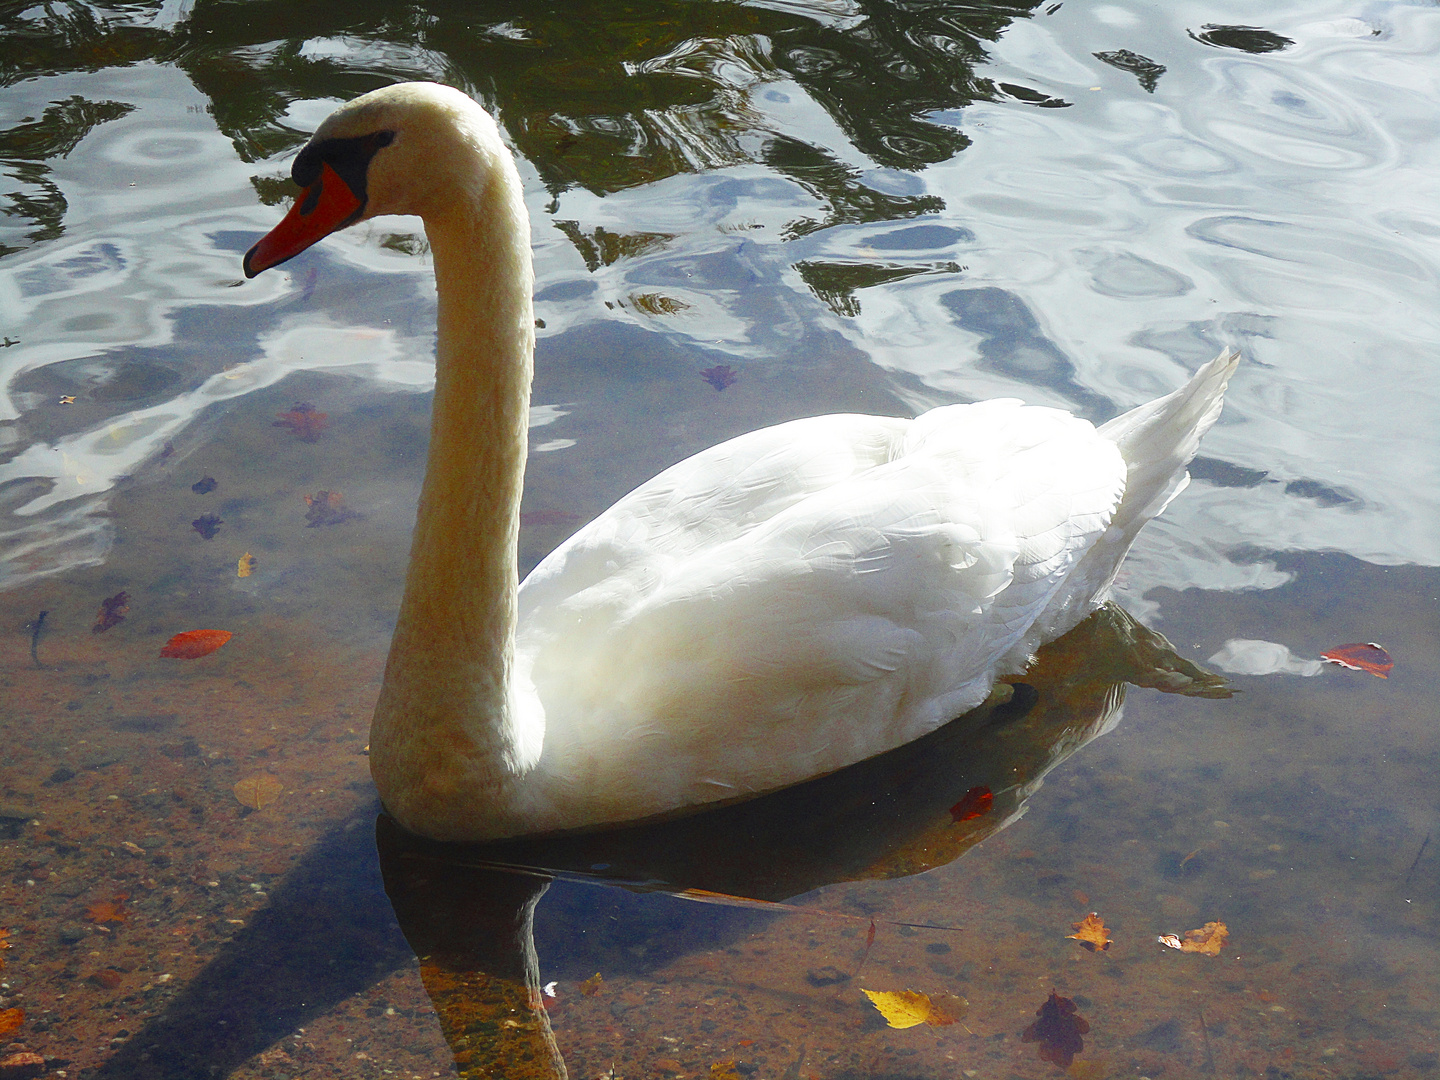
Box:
(579, 972), (603, 996)
(233, 774), (284, 810)
(1067, 912), (1112, 952)
(710, 1060), (742, 1080)
(861, 988), (966, 1029)
(1068, 1058), (1109, 1080)
(1158, 920), (1228, 956)
(237, 552), (258, 578)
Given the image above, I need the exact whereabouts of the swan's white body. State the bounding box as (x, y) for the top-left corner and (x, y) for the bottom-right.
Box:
(246, 83), (1239, 842)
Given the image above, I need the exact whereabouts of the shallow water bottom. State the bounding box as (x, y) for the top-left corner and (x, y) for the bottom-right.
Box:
(0, 554), (1435, 1080)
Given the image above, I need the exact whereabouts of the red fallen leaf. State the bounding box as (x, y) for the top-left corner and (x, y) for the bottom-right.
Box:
(274, 402), (329, 441)
(950, 785), (993, 822)
(700, 364), (738, 391)
(160, 629), (232, 659)
(86, 895), (129, 924)
(92, 591), (130, 634)
(191, 513), (223, 540)
(1022, 991), (1090, 1071)
(1320, 642), (1392, 678)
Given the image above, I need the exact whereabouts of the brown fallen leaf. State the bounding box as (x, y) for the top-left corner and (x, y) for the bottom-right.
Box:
(0, 1051), (42, 1072)
(88, 968), (124, 990)
(93, 590), (130, 633)
(579, 972), (603, 996)
(160, 629), (232, 659)
(274, 402), (329, 441)
(233, 774), (284, 810)
(1067, 912), (1112, 952)
(0, 1008), (22, 1038)
(86, 895), (129, 924)
(1022, 991), (1090, 1070)
(304, 490), (358, 527)
(0, 927), (9, 969)
(1158, 920), (1228, 956)
(861, 988), (966, 1029)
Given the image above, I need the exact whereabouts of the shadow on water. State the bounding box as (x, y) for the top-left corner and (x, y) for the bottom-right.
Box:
(92, 604), (1229, 1079)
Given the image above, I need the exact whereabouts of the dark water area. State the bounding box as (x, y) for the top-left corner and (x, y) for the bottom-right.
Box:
(1, 0), (1438, 1077)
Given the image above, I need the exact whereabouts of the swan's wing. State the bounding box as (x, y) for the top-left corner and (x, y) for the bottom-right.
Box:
(515, 404), (1126, 816)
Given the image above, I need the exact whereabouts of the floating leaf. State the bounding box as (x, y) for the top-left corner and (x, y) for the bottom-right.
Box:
(233, 774), (284, 810)
(86, 895), (129, 924)
(579, 972), (603, 996)
(950, 785), (993, 822)
(192, 513), (223, 540)
(0, 1008), (22, 1038)
(1158, 920), (1228, 956)
(304, 490), (359, 527)
(1022, 991), (1090, 1070)
(860, 988), (964, 1029)
(630, 292), (690, 316)
(160, 629), (232, 659)
(274, 402), (329, 441)
(1067, 912), (1112, 952)
(1320, 642), (1392, 678)
(191, 476), (217, 494)
(700, 364), (738, 391)
(237, 553), (258, 578)
(93, 591), (129, 634)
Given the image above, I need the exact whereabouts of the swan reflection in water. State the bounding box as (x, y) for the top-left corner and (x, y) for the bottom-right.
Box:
(376, 604), (1229, 1078)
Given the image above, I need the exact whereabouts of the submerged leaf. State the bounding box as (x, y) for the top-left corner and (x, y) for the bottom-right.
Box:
(191, 513), (224, 540)
(304, 490), (359, 527)
(191, 476), (217, 494)
(950, 785), (993, 822)
(234, 774), (284, 810)
(93, 591), (130, 633)
(86, 895), (129, 924)
(1022, 991), (1090, 1070)
(0, 1007), (22, 1038)
(1067, 912), (1112, 952)
(159, 629), (232, 659)
(700, 364), (738, 391)
(860, 988), (964, 1029)
(579, 972), (604, 996)
(274, 402), (329, 441)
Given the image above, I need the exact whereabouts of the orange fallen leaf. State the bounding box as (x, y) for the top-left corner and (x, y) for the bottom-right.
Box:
(0, 927), (9, 969)
(1158, 920), (1229, 956)
(1022, 991), (1090, 1070)
(1320, 642), (1392, 678)
(860, 988), (966, 1029)
(233, 774), (284, 810)
(1067, 912), (1112, 952)
(0, 1008), (22, 1038)
(86, 895), (129, 924)
(304, 490), (358, 527)
(160, 629), (232, 659)
(579, 972), (603, 996)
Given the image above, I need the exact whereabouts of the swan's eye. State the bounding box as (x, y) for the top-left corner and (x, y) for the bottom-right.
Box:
(373, 130), (395, 148)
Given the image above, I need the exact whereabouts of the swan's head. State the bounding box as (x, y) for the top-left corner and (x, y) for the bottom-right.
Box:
(243, 82), (508, 278)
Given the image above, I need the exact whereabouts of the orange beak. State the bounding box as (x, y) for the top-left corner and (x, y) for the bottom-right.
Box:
(243, 161), (364, 278)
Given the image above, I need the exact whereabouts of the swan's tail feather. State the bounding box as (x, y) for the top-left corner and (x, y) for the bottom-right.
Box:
(1097, 346), (1240, 536)
(1027, 348), (1240, 645)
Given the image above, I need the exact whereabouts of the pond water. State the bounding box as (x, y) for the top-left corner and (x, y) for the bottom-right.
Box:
(1, 0), (1437, 1077)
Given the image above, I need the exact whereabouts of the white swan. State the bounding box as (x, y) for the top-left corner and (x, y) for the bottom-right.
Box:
(244, 82), (1238, 843)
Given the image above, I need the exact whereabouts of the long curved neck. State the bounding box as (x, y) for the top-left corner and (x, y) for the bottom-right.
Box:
(370, 131), (537, 838)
